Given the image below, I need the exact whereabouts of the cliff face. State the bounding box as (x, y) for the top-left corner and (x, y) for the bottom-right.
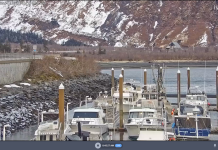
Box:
(0, 1), (218, 48)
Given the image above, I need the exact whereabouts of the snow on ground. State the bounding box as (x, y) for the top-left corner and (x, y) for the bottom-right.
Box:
(56, 39), (69, 45)
(198, 32), (208, 46)
(125, 20), (138, 30)
(149, 33), (153, 41)
(114, 42), (123, 47)
(20, 83), (31, 86)
(158, 9), (160, 12)
(0, 4), (8, 18)
(49, 67), (63, 77)
(116, 13), (129, 31)
(137, 43), (145, 48)
(181, 26), (188, 33)
(159, 0), (163, 7)
(154, 21), (158, 29)
(116, 31), (126, 41)
(4, 84), (21, 88)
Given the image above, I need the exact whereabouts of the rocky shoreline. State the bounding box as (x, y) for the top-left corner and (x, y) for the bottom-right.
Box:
(0, 73), (118, 136)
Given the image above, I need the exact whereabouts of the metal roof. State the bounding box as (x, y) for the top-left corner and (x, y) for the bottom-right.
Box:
(170, 42), (181, 48)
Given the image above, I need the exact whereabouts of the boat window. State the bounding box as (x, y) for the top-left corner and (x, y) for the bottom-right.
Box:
(144, 112), (154, 117)
(73, 112), (99, 118)
(129, 112), (144, 118)
(49, 135), (53, 141)
(124, 98), (128, 101)
(144, 94), (149, 99)
(180, 105), (204, 115)
(197, 96), (205, 101)
(150, 94), (156, 99)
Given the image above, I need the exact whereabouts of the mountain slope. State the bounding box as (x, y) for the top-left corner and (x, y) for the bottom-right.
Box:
(0, 1), (218, 48)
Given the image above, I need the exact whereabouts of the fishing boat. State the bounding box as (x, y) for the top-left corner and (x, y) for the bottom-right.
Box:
(94, 91), (119, 130)
(34, 109), (61, 141)
(181, 86), (209, 111)
(113, 79), (143, 113)
(173, 88), (211, 140)
(125, 99), (174, 140)
(64, 97), (108, 141)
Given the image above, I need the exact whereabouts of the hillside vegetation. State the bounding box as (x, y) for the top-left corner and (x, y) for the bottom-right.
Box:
(25, 56), (99, 82)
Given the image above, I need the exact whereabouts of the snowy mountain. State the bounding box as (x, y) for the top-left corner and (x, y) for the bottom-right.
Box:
(0, 1), (218, 48)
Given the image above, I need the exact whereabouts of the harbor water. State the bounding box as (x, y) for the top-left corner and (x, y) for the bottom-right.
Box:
(5, 67), (218, 140)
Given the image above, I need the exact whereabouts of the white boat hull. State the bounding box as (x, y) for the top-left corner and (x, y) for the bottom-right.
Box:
(69, 124), (108, 135)
(125, 124), (140, 138)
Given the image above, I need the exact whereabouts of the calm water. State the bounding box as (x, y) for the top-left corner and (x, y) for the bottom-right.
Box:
(6, 67), (218, 140)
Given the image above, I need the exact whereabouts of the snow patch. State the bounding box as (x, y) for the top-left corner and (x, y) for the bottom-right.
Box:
(198, 32), (207, 46)
(166, 30), (174, 36)
(117, 13), (129, 31)
(125, 20), (138, 30)
(181, 26), (188, 33)
(116, 31), (126, 41)
(49, 67), (63, 77)
(154, 21), (158, 29)
(149, 33), (153, 41)
(159, 0), (163, 7)
(56, 39), (69, 45)
(114, 42), (123, 47)
(4, 84), (21, 88)
(158, 9), (160, 12)
(20, 83), (31, 86)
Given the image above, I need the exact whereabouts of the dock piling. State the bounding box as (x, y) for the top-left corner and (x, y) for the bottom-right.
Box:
(187, 67), (190, 92)
(144, 69), (147, 91)
(59, 83), (65, 132)
(119, 74), (124, 141)
(216, 67), (218, 109)
(121, 68), (124, 81)
(177, 70), (181, 109)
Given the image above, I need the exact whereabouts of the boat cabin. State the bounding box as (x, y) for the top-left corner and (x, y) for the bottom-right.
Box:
(180, 105), (204, 116)
(128, 109), (157, 119)
(71, 108), (106, 124)
(34, 110), (61, 141)
(186, 95), (207, 101)
(142, 84), (158, 100)
(113, 92), (134, 103)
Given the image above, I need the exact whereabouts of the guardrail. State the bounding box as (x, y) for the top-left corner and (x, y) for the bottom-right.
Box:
(0, 53), (34, 61)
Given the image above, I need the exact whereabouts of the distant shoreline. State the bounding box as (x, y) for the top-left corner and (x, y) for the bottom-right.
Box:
(97, 60), (218, 69)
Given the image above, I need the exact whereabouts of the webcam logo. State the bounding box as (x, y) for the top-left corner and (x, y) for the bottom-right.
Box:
(95, 142), (101, 149)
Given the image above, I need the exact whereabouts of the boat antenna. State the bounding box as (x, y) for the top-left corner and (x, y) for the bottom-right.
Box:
(204, 60), (206, 93)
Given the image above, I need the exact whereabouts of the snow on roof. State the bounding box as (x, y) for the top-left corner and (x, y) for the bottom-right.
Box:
(74, 108), (101, 112)
(129, 108), (157, 113)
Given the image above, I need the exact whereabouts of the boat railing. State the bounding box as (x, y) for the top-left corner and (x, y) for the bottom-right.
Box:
(140, 117), (168, 140)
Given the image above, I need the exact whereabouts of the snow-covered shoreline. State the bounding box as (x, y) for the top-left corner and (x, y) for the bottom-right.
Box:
(0, 73), (117, 136)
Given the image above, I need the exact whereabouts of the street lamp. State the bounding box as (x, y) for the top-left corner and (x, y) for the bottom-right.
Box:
(3, 124), (11, 141)
(67, 102), (71, 124)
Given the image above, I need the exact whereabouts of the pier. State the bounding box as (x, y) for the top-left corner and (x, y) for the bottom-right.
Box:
(3, 63), (218, 141)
